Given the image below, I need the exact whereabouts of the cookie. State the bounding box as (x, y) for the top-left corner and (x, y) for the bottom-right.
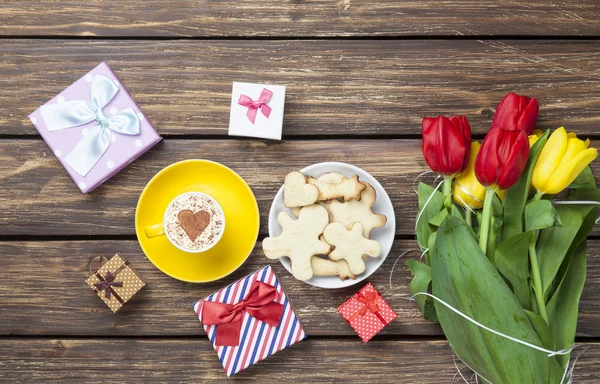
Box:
(291, 173), (345, 217)
(326, 183), (387, 238)
(314, 172), (345, 184)
(177, 210), (210, 241)
(323, 222), (381, 275)
(291, 206), (302, 218)
(310, 256), (356, 280)
(308, 174), (366, 202)
(263, 204), (331, 281)
(291, 202), (330, 220)
(284, 171), (319, 208)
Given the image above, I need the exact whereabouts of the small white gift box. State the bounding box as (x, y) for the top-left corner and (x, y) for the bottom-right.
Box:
(228, 82), (286, 140)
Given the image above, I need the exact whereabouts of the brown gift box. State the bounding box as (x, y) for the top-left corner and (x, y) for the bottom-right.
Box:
(86, 254), (145, 312)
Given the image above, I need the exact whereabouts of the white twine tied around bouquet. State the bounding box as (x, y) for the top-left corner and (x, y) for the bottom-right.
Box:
(40, 74), (140, 177)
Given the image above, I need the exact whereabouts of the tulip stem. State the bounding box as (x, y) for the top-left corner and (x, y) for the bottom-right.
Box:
(478, 188), (495, 254)
(465, 209), (472, 227)
(528, 192), (548, 322)
(529, 240), (548, 322)
(443, 177), (453, 209)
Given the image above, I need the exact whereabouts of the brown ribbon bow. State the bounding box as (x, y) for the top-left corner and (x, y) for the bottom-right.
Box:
(348, 290), (387, 325)
(94, 271), (124, 299)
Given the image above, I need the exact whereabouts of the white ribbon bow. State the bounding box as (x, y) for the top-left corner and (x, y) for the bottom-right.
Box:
(40, 74), (140, 177)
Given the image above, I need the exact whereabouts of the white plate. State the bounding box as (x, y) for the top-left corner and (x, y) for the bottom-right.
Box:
(268, 162), (396, 288)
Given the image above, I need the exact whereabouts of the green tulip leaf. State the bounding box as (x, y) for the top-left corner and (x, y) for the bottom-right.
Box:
(425, 231), (437, 266)
(537, 203), (596, 295)
(547, 241), (587, 369)
(552, 208), (596, 298)
(525, 199), (561, 232)
(550, 189), (600, 293)
(495, 232), (530, 309)
(451, 204), (464, 219)
(406, 260), (438, 322)
(416, 182), (445, 252)
(432, 215), (561, 384)
(502, 130), (550, 240)
(568, 166), (596, 190)
(530, 283), (539, 314)
(428, 208), (449, 228)
(524, 309), (554, 351)
(428, 204), (466, 228)
(569, 186), (600, 204)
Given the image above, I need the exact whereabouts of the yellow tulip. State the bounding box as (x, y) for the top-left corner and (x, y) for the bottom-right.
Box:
(528, 129), (544, 147)
(454, 141), (486, 209)
(532, 127), (598, 195)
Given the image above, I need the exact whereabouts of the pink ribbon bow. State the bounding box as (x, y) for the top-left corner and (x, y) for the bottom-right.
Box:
(238, 88), (273, 124)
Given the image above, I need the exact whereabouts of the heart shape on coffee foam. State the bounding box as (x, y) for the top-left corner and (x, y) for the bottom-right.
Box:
(177, 210), (211, 241)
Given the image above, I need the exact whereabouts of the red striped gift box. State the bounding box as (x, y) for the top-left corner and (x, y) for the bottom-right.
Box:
(193, 265), (306, 376)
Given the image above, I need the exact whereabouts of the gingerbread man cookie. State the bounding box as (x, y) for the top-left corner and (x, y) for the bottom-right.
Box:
(326, 183), (387, 238)
(291, 202), (330, 220)
(307, 174), (366, 202)
(323, 222), (381, 275)
(310, 256), (356, 280)
(263, 204), (331, 281)
(284, 171), (319, 208)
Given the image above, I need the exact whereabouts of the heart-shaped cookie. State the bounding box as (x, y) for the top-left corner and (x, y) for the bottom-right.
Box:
(284, 171), (319, 208)
(177, 210), (211, 241)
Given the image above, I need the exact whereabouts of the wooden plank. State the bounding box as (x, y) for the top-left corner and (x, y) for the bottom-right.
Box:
(1, 1), (599, 37)
(2, 40), (600, 137)
(1, 239), (599, 337)
(0, 338), (597, 383)
(2, 139), (599, 236)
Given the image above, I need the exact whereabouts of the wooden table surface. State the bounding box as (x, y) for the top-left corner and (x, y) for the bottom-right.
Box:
(1, 2), (600, 383)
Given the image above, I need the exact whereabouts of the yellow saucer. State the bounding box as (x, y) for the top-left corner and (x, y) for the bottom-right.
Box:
(135, 160), (259, 283)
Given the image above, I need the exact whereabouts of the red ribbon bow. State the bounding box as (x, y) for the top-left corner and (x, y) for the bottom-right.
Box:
(348, 290), (387, 325)
(238, 88), (273, 124)
(202, 280), (284, 346)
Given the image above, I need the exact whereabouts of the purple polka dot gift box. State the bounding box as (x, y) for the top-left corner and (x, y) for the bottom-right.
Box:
(28, 62), (161, 193)
(338, 282), (397, 343)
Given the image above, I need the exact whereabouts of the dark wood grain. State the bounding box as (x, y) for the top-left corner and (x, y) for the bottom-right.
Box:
(0, 238), (598, 337)
(2, 40), (600, 137)
(1, 1), (599, 37)
(2, 139), (599, 236)
(2, 1), (599, 382)
(0, 338), (597, 383)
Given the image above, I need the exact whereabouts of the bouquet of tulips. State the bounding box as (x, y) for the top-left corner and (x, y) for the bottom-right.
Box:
(410, 92), (599, 383)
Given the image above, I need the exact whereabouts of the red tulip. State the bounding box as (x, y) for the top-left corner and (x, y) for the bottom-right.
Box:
(491, 92), (539, 135)
(475, 126), (530, 190)
(422, 116), (472, 177)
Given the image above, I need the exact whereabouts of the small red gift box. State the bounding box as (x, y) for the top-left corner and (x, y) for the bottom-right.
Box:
(338, 282), (397, 342)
